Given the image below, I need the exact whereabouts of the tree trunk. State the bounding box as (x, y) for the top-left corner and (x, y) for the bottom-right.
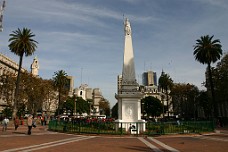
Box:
(58, 89), (61, 116)
(208, 64), (217, 118)
(12, 54), (24, 119)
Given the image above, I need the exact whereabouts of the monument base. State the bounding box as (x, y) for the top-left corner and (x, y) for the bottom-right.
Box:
(115, 119), (146, 134)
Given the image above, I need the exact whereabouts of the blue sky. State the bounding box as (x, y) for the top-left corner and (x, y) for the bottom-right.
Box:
(0, 0), (228, 107)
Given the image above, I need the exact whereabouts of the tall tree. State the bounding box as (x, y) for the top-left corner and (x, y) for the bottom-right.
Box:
(41, 79), (56, 113)
(158, 71), (173, 117)
(193, 35), (223, 118)
(171, 83), (199, 119)
(99, 99), (111, 116)
(0, 73), (15, 106)
(23, 73), (46, 115)
(111, 102), (118, 119)
(53, 70), (68, 115)
(8, 28), (38, 118)
(197, 91), (212, 118)
(213, 53), (228, 118)
(76, 97), (90, 115)
(141, 96), (163, 118)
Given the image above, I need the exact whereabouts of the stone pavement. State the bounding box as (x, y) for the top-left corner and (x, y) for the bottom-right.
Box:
(1, 124), (228, 152)
(1, 123), (47, 135)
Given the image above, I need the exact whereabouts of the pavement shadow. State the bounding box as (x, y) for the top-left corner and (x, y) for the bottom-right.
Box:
(11, 131), (26, 134)
(124, 145), (151, 152)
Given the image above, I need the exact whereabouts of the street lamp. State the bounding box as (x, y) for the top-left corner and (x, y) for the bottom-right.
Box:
(161, 94), (165, 118)
(74, 96), (77, 116)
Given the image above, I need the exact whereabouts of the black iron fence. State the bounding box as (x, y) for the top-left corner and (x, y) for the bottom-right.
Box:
(48, 119), (214, 135)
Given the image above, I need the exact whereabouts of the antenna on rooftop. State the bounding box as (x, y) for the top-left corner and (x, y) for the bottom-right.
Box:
(0, 0), (6, 32)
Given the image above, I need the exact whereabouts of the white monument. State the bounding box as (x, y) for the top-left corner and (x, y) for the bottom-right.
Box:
(115, 18), (145, 133)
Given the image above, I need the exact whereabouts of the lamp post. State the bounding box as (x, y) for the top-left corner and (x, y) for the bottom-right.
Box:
(161, 94), (165, 118)
(74, 96), (77, 116)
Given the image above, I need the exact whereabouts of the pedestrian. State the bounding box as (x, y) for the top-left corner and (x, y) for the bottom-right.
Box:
(27, 115), (33, 135)
(41, 115), (44, 126)
(2, 117), (9, 132)
(44, 114), (47, 125)
(14, 116), (20, 130)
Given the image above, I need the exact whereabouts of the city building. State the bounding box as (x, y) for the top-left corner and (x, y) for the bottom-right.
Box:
(66, 76), (74, 97)
(0, 53), (26, 76)
(142, 71), (157, 86)
(74, 84), (92, 100)
(0, 53), (27, 112)
(74, 84), (106, 116)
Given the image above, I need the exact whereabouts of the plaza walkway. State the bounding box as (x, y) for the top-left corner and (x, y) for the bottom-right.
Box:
(1, 123), (227, 152)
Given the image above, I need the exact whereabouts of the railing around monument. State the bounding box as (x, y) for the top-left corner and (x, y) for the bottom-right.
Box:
(48, 119), (214, 135)
(145, 121), (214, 135)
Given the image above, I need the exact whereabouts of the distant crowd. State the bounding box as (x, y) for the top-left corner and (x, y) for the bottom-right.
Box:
(1, 112), (50, 135)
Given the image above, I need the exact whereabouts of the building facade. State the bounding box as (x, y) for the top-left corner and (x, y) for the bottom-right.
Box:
(74, 84), (106, 116)
(0, 53), (27, 112)
(142, 71), (157, 86)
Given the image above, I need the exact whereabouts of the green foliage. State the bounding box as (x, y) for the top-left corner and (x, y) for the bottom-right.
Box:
(2, 107), (12, 118)
(76, 97), (90, 114)
(193, 35), (222, 65)
(111, 102), (118, 119)
(171, 83), (200, 119)
(17, 104), (26, 118)
(53, 70), (68, 115)
(159, 71), (173, 92)
(212, 53), (228, 117)
(53, 70), (68, 92)
(61, 96), (90, 115)
(0, 73), (15, 107)
(99, 99), (111, 116)
(0, 72), (56, 116)
(197, 91), (212, 118)
(142, 96), (163, 118)
(8, 28), (38, 57)
(158, 71), (173, 117)
(64, 97), (74, 114)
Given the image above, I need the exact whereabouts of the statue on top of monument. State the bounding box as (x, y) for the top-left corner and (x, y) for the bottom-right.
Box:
(124, 18), (131, 36)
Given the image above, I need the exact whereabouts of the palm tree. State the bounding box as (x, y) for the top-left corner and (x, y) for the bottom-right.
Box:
(53, 70), (68, 115)
(193, 35), (223, 118)
(8, 28), (38, 118)
(158, 71), (173, 118)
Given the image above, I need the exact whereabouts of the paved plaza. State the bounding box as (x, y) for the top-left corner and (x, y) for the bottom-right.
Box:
(0, 124), (228, 152)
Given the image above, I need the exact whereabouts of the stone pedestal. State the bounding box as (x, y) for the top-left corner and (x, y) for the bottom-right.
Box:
(115, 93), (146, 133)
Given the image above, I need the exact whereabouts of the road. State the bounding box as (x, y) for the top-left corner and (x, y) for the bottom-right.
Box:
(0, 125), (227, 152)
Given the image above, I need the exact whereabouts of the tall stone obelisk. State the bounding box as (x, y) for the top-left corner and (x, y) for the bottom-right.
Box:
(115, 18), (145, 133)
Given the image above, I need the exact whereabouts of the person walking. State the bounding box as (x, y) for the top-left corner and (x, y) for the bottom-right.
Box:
(2, 117), (9, 132)
(27, 115), (33, 135)
(14, 116), (20, 130)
